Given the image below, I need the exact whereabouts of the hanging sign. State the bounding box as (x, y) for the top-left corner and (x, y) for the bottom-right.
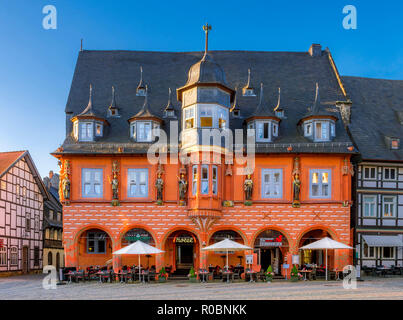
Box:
(246, 254), (253, 265)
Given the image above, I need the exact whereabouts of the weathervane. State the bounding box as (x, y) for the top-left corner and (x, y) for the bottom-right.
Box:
(203, 23), (212, 54)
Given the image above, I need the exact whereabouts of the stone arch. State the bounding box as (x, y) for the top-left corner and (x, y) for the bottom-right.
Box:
(118, 224), (158, 247)
(160, 226), (201, 247)
(295, 224), (339, 248)
(251, 225), (293, 249)
(207, 225), (248, 245)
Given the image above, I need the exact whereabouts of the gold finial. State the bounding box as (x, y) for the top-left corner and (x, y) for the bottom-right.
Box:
(202, 23), (212, 55)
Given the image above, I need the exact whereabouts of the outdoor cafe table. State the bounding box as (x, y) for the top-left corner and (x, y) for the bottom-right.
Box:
(199, 270), (210, 283)
(299, 270), (312, 281)
(65, 271), (76, 283)
(222, 270), (233, 283)
(97, 270), (112, 283)
(246, 270), (257, 282)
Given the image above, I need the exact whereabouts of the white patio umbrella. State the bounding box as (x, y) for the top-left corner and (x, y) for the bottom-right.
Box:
(202, 238), (252, 270)
(299, 237), (353, 280)
(113, 240), (164, 278)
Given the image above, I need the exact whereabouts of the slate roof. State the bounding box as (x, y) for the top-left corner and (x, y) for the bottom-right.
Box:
(342, 76), (403, 161)
(55, 49), (356, 155)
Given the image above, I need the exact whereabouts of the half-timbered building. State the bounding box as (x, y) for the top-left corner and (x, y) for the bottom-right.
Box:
(0, 151), (48, 275)
(343, 77), (403, 268)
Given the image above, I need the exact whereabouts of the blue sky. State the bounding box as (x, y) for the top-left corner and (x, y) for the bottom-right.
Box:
(0, 0), (402, 178)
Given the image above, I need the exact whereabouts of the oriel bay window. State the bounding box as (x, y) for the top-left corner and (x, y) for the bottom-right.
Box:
(191, 165), (219, 196)
(200, 106), (213, 128)
(261, 169), (283, 199)
(184, 107), (195, 129)
(310, 169), (331, 199)
(128, 168), (148, 198)
(82, 168), (103, 198)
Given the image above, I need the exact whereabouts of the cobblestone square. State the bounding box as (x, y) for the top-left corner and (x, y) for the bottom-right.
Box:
(1, 275), (403, 300)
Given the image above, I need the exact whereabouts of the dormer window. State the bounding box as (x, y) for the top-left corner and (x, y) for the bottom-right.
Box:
(108, 108), (119, 117)
(165, 110), (175, 118)
(275, 109), (284, 118)
(136, 88), (146, 97)
(315, 121), (329, 141)
(303, 119), (335, 142)
(130, 121), (159, 142)
(95, 123), (103, 137)
(391, 139), (400, 150)
(80, 122), (94, 141)
(232, 109), (240, 118)
(242, 88), (255, 97)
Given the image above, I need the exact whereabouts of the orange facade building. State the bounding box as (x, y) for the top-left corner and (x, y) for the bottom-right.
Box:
(53, 30), (355, 277)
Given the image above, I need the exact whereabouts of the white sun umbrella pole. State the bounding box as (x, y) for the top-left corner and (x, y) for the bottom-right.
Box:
(202, 238), (252, 271)
(113, 240), (164, 280)
(299, 237), (353, 281)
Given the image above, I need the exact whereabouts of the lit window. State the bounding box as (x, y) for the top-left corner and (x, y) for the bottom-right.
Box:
(192, 165), (198, 195)
(212, 166), (218, 195)
(383, 167), (396, 180)
(201, 165), (209, 194)
(218, 108), (228, 129)
(95, 123), (103, 136)
(363, 195), (377, 217)
(261, 169), (283, 198)
(310, 169), (331, 198)
(127, 168), (148, 198)
(363, 167), (376, 180)
(80, 122), (93, 141)
(200, 106), (213, 128)
(383, 196), (396, 217)
(184, 107), (195, 129)
(82, 168), (103, 198)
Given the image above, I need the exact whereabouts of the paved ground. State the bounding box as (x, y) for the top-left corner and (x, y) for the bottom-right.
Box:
(1, 274), (403, 300)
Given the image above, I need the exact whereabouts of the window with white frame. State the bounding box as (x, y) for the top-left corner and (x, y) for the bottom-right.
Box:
(383, 167), (397, 180)
(10, 247), (18, 265)
(0, 246), (6, 265)
(304, 122), (312, 136)
(192, 165), (198, 195)
(314, 121), (329, 141)
(256, 121), (271, 142)
(184, 107), (195, 129)
(201, 165), (209, 194)
(95, 123), (103, 137)
(212, 166), (218, 195)
(80, 122), (93, 141)
(363, 166), (376, 180)
(383, 196), (396, 217)
(261, 169), (283, 198)
(310, 169), (331, 198)
(363, 242), (376, 258)
(272, 123), (278, 137)
(218, 108), (228, 129)
(82, 168), (103, 198)
(200, 106), (213, 128)
(136, 121), (152, 142)
(382, 247), (395, 259)
(127, 168), (148, 198)
(363, 195), (377, 217)
(87, 232), (106, 254)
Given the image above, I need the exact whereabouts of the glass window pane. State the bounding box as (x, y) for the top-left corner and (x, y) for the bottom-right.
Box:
(322, 172), (328, 183)
(312, 185), (319, 196)
(312, 172), (318, 184)
(201, 181), (208, 194)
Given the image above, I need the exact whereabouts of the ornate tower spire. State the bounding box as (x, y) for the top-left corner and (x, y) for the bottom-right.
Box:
(136, 66), (146, 96)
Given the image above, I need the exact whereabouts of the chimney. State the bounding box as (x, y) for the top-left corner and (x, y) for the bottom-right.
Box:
(309, 44), (322, 57)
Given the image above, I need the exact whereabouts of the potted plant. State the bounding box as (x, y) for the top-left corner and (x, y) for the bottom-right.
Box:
(157, 267), (168, 283)
(265, 265), (275, 283)
(290, 265), (302, 282)
(188, 267), (198, 283)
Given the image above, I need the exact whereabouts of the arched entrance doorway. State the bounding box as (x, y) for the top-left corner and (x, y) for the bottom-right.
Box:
(299, 229), (331, 267)
(164, 230), (199, 275)
(254, 229), (289, 274)
(121, 228), (156, 269)
(208, 230), (245, 268)
(77, 228), (112, 268)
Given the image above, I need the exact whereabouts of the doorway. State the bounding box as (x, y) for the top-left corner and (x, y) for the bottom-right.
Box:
(261, 248), (272, 271)
(22, 246), (29, 274)
(176, 243), (194, 269)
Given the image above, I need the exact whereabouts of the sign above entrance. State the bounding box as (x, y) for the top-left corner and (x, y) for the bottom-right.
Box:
(125, 229), (152, 243)
(259, 236), (283, 247)
(175, 236), (194, 244)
